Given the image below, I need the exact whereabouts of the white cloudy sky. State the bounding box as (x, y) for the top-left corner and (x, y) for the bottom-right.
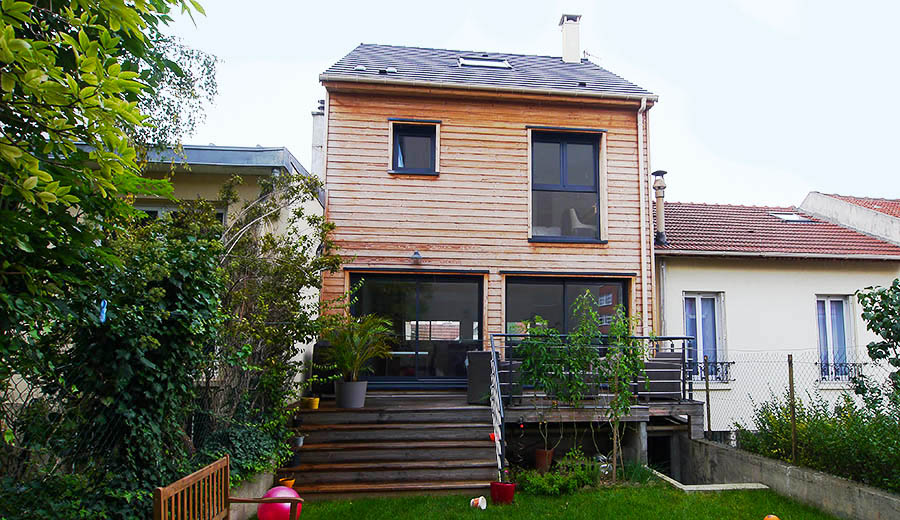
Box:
(169, 0), (900, 206)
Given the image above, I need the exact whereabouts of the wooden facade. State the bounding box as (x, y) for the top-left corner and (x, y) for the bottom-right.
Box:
(320, 82), (657, 341)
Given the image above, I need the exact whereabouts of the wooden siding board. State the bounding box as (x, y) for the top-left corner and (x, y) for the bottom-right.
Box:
(323, 91), (653, 332)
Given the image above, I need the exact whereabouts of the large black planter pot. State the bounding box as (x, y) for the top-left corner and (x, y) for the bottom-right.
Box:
(335, 380), (368, 408)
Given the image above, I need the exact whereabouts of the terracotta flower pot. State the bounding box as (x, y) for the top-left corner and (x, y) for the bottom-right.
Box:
(490, 481), (516, 504)
(535, 448), (555, 473)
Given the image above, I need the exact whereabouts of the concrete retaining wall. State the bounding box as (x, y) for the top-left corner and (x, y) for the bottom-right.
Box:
(680, 437), (900, 520)
(229, 471), (276, 520)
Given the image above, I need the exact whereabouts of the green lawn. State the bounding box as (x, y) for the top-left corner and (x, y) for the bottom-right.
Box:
(297, 483), (838, 520)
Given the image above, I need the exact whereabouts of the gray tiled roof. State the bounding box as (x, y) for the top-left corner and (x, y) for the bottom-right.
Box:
(321, 44), (656, 100)
(145, 145), (305, 174)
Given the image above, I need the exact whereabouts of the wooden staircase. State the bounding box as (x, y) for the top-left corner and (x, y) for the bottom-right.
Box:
(279, 391), (497, 501)
(643, 350), (684, 400)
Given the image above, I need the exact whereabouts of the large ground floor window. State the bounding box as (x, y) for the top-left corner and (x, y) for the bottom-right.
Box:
(505, 277), (628, 334)
(350, 273), (483, 381)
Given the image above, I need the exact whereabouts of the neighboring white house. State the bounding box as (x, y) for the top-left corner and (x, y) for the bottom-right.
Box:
(653, 200), (900, 431)
(800, 192), (900, 245)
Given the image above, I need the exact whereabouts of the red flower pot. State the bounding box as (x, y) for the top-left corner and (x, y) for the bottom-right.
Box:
(490, 481), (516, 505)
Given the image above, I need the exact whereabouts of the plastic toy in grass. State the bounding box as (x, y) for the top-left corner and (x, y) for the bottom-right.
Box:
(763, 516), (781, 520)
(257, 486), (302, 520)
(469, 496), (487, 509)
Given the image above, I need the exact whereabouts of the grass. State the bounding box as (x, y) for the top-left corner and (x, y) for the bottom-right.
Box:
(294, 483), (839, 520)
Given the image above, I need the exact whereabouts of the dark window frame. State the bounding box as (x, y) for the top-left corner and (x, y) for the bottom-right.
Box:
(505, 276), (630, 334)
(348, 272), (484, 381)
(391, 123), (437, 175)
(531, 131), (603, 243)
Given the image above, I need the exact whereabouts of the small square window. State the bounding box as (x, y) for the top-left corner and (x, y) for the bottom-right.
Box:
(391, 123), (437, 175)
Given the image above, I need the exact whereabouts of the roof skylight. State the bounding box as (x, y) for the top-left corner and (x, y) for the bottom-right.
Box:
(771, 212), (812, 222)
(458, 56), (512, 69)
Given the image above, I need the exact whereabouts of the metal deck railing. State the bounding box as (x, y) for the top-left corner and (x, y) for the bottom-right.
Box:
(486, 333), (696, 475)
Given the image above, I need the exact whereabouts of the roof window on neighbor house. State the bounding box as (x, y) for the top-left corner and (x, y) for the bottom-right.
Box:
(458, 56), (512, 69)
(771, 212), (813, 222)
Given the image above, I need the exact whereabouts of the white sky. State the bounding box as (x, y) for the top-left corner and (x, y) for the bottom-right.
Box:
(169, 0), (900, 206)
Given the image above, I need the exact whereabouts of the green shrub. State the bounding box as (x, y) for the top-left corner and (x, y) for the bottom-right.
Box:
(0, 474), (151, 520)
(515, 448), (605, 496)
(516, 469), (580, 496)
(194, 417), (289, 487)
(619, 461), (655, 484)
(736, 392), (900, 493)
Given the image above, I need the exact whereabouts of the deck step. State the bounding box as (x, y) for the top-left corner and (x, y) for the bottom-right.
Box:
(281, 459), (497, 484)
(299, 439), (495, 451)
(284, 393), (496, 498)
(284, 459), (496, 473)
(296, 408), (490, 425)
(296, 422), (490, 431)
(294, 442), (496, 463)
(294, 480), (493, 502)
(298, 423), (492, 443)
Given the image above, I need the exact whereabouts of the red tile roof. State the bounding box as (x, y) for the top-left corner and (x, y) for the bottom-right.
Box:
(825, 194), (900, 218)
(655, 202), (900, 258)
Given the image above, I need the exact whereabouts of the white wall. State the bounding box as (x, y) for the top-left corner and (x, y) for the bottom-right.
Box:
(658, 255), (899, 430)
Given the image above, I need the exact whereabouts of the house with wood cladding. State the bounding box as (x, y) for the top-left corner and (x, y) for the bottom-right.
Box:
(314, 15), (661, 388)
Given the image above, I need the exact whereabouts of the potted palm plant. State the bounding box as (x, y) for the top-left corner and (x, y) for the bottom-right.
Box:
(320, 314), (393, 408)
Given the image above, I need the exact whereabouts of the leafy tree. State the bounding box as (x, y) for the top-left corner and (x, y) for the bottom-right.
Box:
(856, 279), (900, 400)
(132, 34), (217, 151)
(35, 207), (224, 494)
(194, 167), (341, 454)
(0, 0), (212, 381)
(598, 304), (645, 482)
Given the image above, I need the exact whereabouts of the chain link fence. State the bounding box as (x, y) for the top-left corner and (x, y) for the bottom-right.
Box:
(688, 348), (891, 434)
(0, 368), (238, 485)
(0, 371), (126, 483)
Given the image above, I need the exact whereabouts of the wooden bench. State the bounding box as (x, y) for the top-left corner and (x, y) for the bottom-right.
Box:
(153, 455), (303, 520)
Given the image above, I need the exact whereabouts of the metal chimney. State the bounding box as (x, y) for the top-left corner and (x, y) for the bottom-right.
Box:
(652, 170), (668, 245)
(311, 100), (325, 181)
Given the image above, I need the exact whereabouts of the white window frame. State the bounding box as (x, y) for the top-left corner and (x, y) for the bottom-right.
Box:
(815, 295), (853, 381)
(683, 292), (727, 380)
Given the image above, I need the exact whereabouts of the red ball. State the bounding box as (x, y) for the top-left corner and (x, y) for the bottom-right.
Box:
(257, 486), (302, 520)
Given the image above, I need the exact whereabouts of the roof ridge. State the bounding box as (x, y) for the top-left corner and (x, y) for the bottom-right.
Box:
(663, 201), (797, 211)
(825, 192), (900, 203)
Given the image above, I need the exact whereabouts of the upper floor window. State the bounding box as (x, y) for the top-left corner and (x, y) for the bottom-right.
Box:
(390, 122), (438, 175)
(816, 296), (854, 381)
(531, 132), (601, 242)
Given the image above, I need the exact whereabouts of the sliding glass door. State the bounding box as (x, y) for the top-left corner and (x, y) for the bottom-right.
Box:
(505, 277), (627, 334)
(350, 273), (483, 386)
